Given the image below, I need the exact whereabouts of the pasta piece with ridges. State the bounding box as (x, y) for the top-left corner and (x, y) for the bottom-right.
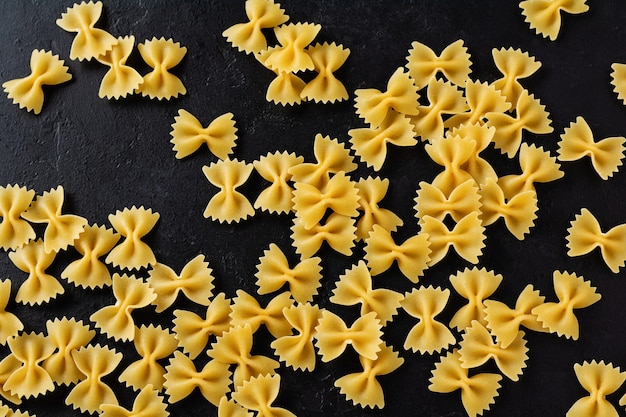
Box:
(446, 80), (510, 129)
(610, 63), (626, 105)
(0, 354), (23, 404)
(253, 151), (303, 214)
(136, 37), (187, 100)
(170, 111), (238, 160)
(354, 176), (403, 241)
(414, 179), (481, 226)
(202, 158), (255, 224)
(315, 310), (382, 362)
(405, 39), (472, 88)
(520, 0), (589, 41)
(4, 332), (56, 398)
(270, 302), (321, 371)
(0, 185), (36, 251)
(0, 280), (23, 345)
(566, 360), (626, 417)
(105, 206), (159, 270)
(229, 290), (293, 338)
(290, 212), (357, 257)
(100, 385), (168, 417)
(231, 374), (297, 417)
(449, 267), (503, 331)
(301, 42), (350, 103)
(96, 35), (143, 99)
(263, 22), (321, 73)
(424, 134), (476, 195)
(257, 50), (307, 106)
(491, 47), (542, 107)
(218, 396), (253, 417)
(452, 122), (499, 185)
(422, 212), (486, 266)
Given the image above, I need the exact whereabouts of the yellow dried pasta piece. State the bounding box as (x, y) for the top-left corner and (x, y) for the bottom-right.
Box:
(422, 212), (486, 267)
(255, 243), (322, 303)
(558, 116), (626, 180)
(520, 0), (589, 41)
(2, 50), (72, 114)
(491, 47), (542, 107)
(136, 37), (187, 100)
(264, 21), (321, 72)
(424, 134), (476, 195)
(414, 179), (481, 226)
(222, 0), (289, 54)
(218, 396), (254, 417)
(0, 280), (23, 345)
(100, 385), (168, 417)
(56, 1), (117, 61)
(105, 206), (159, 270)
(566, 360), (626, 417)
(253, 151), (303, 214)
(61, 224), (120, 289)
(610, 63), (626, 106)
(566, 208), (626, 273)
(8, 239), (64, 305)
(202, 158), (255, 223)
(89, 273), (156, 341)
(354, 177), (403, 241)
(531, 271), (601, 339)
(301, 42), (350, 103)
(405, 39), (472, 88)
(0, 185), (36, 251)
(335, 343), (404, 409)
(314, 310), (382, 362)
(330, 261), (404, 324)
(446, 80), (510, 129)
(0, 353), (23, 404)
(96, 35), (143, 99)
(230, 290), (292, 338)
(270, 302), (321, 371)
(170, 110), (238, 160)
(401, 286), (455, 354)
(453, 122), (498, 185)
(449, 266), (503, 331)
(257, 51), (307, 106)
(4, 332), (55, 399)
(231, 374), (297, 417)
(290, 212), (357, 257)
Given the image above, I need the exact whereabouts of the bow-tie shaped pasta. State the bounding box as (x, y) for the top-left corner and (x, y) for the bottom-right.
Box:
(479, 177), (538, 240)
(61, 224), (120, 289)
(56, 1), (117, 61)
(520, 0), (589, 41)
(290, 212), (357, 257)
(425, 135), (476, 195)
(449, 267), (503, 331)
(566, 361), (626, 417)
(0, 185), (35, 251)
(90, 273), (157, 341)
(96, 35), (143, 99)
(101, 385), (168, 417)
(148, 255), (214, 312)
(566, 208), (626, 273)
(230, 290), (292, 338)
(335, 343), (404, 409)
(330, 261), (404, 324)
(207, 323), (279, 387)
(349, 111), (417, 171)
(219, 396), (254, 417)
(170, 110), (238, 160)
(301, 42), (350, 103)
(4, 332), (55, 398)
(173, 293), (232, 359)
(105, 206), (159, 270)
(0, 353), (23, 404)
(0, 280), (22, 345)
(203, 158), (255, 223)
(491, 48), (542, 107)
(65, 344), (122, 413)
(263, 22), (321, 73)
(429, 349), (502, 417)
(22, 186), (87, 254)
(487, 90), (553, 158)
(531, 271), (601, 339)
(421, 212), (486, 266)
(453, 122), (499, 185)
(231, 374), (297, 417)
(611, 63), (626, 106)
(354, 177), (403, 241)
(253, 151), (303, 214)
(270, 303), (321, 371)
(255, 243), (322, 303)
(42, 318), (95, 386)
(136, 37), (187, 100)
(8, 239), (64, 305)
(222, 0), (289, 54)
(163, 350), (231, 405)
(446, 80), (510, 129)
(256, 51), (306, 106)
(558, 116), (626, 180)
(484, 284), (547, 349)
(315, 310), (383, 362)
(401, 286), (455, 354)
(2, 50), (72, 114)
(354, 68), (419, 128)
(363, 225), (431, 283)
(414, 179), (481, 226)
(405, 39), (472, 88)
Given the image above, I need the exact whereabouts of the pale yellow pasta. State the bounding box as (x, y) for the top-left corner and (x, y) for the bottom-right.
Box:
(56, 1), (117, 61)
(531, 271), (601, 339)
(453, 122), (499, 185)
(42, 318), (95, 386)
(218, 396), (254, 417)
(6, 409), (35, 417)
(270, 302), (321, 371)
(105, 206), (160, 270)
(170, 110), (238, 160)
(0, 185), (35, 251)
(0, 280), (23, 345)
(446, 80), (510, 129)
(230, 290), (292, 338)
(458, 321), (528, 381)
(414, 179), (481, 226)
(148, 255), (214, 312)
(424, 134), (476, 195)
(491, 48), (542, 107)
(520, 0), (589, 41)
(231, 374), (296, 417)
(478, 177), (538, 240)
(0, 353), (23, 404)
(173, 292), (232, 359)
(4, 332), (55, 398)
(253, 151), (303, 214)
(100, 385), (168, 417)
(301, 42), (350, 103)
(558, 116), (626, 180)
(405, 39), (472, 88)
(421, 212), (486, 267)
(354, 177), (403, 241)
(263, 22), (321, 73)
(429, 349), (502, 417)
(164, 351), (231, 405)
(8, 239), (64, 305)
(222, 0), (289, 54)
(566, 360), (625, 417)
(566, 208), (626, 273)
(90, 273), (157, 341)
(202, 158), (255, 223)
(136, 37), (187, 100)
(314, 310), (382, 362)
(349, 111), (417, 171)
(2, 50), (72, 114)
(61, 224), (120, 289)
(335, 343), (404, 409)
(610, 63), (626, 105)
(207, 323), (279, 387)
(330, 261), (404, 324)
(401, 286), (455, 354)
(449, 266), (503, 331)
(256, 51), (307, 106)
(290, 212), (357, 257)
(22, 186), (87, 254)
(255, 243), (322, 303)
(96, 35), (143, 99)
(363, 225), (430, 283)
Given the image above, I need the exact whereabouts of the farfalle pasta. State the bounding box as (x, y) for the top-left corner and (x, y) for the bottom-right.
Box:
(491, 48), (542, 107)
(354, 177), (403, 241)
(270, 302), (321, 371)
(414, 179), (481, 226)
(301, 42), (350, 103)
(170, 110), (238, 160)
(231, 374), (296, 417)
(449, 267), (503, 331)
(519, 0), (589, 41)
(218, 396), (253, 417)
(446, 80), (510, 129)
(136, 37), (187, 100)
(42, 318), (95, 386)
(405, 39), (472, 88)
(290, 212), (357, 257)
(4, 332), (55, 399)
(203, 158), (255, 223)
(0, 280), (23, 345)
(230, 290), (292, 338)
(264, 22), (321, 73)
(101, 385), (168, 417)
(256, 51), (306, 106)
(424, 134), (476, 195)
(566, 360), (625, 417)
(253, 151), (303, 214)
(421, 212), (486, 266)
(453, 122), (498, 185)
(0, 353), (23, 405)
(314, 310), (383, 362)
(105, 206), (159, 270)
(0, 185), (35, 251)
(610, 63), (626, 106)
(96, 35), (143, 99)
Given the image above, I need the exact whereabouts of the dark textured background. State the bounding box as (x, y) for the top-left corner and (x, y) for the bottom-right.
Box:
(1, 1), (626, 416)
